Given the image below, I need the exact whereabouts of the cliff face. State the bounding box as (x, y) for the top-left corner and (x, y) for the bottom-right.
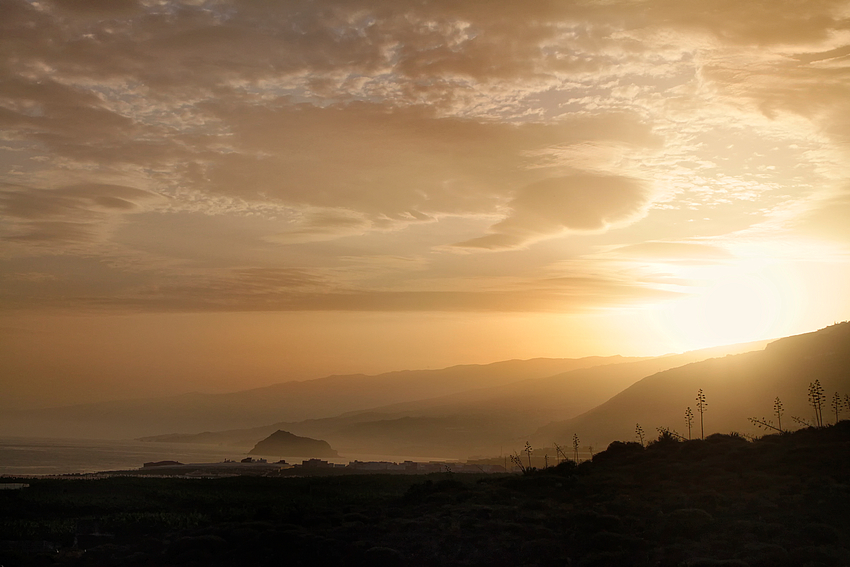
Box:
(248, 430), (339, 457)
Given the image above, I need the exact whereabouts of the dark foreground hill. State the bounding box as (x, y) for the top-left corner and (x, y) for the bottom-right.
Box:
(2, 422), (848, 566)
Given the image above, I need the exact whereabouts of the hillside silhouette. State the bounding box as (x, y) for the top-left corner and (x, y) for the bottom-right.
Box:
(248, 430), (338, 458)
(533, 322), (850, 451)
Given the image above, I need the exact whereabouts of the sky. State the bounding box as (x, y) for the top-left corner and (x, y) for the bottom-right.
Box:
(2, 0), (850, 409)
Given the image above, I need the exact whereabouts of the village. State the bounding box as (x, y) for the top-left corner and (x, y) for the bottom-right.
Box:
(134, 457), (507, 477)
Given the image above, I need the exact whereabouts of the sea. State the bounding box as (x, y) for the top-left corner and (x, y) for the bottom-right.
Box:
(0, 437), (254, 476)
(0, 437), (456, 476)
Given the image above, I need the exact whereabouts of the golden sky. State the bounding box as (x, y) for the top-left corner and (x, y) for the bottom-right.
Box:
(2, 0), (850, 407)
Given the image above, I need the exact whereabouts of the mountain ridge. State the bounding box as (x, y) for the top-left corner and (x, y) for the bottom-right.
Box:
(135, 339), (775, 457)
(530, 322), (850, 450)
(0, 355), (636, 439)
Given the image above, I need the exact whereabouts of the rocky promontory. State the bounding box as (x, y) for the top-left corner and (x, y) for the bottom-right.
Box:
(248, 430), (339, 458)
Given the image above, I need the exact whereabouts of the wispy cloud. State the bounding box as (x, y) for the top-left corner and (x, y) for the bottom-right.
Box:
(454, 173), (651, 250)
(0, 182), (163, 248)
(1, 0), (849, 314)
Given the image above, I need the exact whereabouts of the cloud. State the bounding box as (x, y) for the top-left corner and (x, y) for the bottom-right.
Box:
(0, 183), (162, 246)
(455, 174), (650, 250)
(108, 270), (680, 313)
(633, 0), (846, 46)
(50, 0), (142, 16)
(264, 208), (374, 244)
(1, 183), (154, 219)
(196, 102), (656, 214)
(607, 241), (734, 261)
(1, 0), (848, 318)
(0, 249), (679, 314)
(1, 0), (660, 238)
(794, 188), (850, 242)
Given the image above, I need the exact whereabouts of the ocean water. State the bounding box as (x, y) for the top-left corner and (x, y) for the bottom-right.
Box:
(0, 437), (251, 476)
(0, 437), (455, 476)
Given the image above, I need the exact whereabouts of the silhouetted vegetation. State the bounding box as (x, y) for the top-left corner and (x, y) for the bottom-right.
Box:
(775, 396), (785, 433)
(572, 433), (580, 462)
(809, 379), (826, 427)
(553, 442), (568, 464)
(695, 388), (707, 439)
(831, 392), (842, 425)
(508, 451), (528, 474)
(748, 415), (782, 434)
(3, 422), (849, 566)
(748, 397), (784, 435)
(635, 422), (645, 446)
(685, 406), (694, 440)
(655, 426), (685, 441)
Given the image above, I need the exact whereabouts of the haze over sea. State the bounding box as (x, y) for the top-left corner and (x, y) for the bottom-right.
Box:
(0, 437), (458, 476)
(0, 437), (242, 476)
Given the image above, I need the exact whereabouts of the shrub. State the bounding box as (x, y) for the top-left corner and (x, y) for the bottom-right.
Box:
(663, 508), (714, 538)
(592, 441), (644, 464)
(735, 542), (792, 567)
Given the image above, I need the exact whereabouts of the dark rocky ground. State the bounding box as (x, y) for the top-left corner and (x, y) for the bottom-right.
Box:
(2, 421), (849, 566)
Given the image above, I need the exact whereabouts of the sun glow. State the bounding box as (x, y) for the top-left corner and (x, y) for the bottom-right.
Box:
(654, 265), (802, 350)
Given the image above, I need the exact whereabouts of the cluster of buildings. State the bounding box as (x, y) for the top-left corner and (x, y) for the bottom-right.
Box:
(298, 458), (505, 473)
(142, 457), (505, 475)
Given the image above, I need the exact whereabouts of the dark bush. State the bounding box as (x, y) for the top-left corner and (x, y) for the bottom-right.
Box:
(569, 510), (624, 534)
(735, 542), (792, 567)
(679, 559), (750, 567)
(362, 546), (404, 567)
(585, 530), (647, 553)
(662, 508), (713, 539)
(593, 441), (644, 464)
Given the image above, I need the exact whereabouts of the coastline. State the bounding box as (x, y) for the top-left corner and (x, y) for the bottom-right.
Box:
(0, 436), (474, 477)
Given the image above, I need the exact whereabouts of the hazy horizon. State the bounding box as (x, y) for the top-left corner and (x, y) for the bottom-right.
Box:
(3, 0), (850, 412)
(3, 322), (847, 464)
(2, 329), (775, 412)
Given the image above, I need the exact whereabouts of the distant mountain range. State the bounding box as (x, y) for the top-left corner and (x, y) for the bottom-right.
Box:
(245, 341), (773, 457)
(0, 356), (639, 439)
(6, 326), (845, 462)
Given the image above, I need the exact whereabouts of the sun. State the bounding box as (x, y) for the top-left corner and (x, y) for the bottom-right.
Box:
(654, 267), (796, 349)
